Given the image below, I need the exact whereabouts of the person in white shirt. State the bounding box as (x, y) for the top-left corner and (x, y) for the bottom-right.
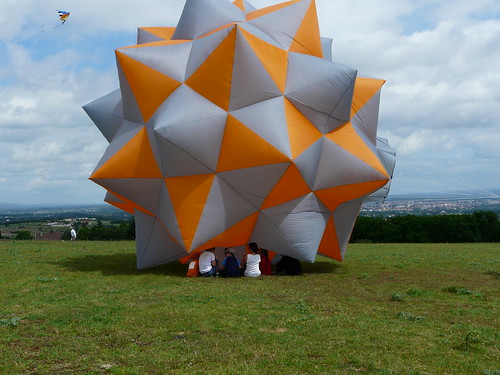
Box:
(198, 247), (217, 277)
(70, 228), (77, 241)
(243, 242), (261, 277)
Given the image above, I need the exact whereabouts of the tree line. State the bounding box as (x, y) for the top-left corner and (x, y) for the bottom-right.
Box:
(62, 219), (135, 241)
(3, 212), (498, 243)
(351, 211), (499, 243)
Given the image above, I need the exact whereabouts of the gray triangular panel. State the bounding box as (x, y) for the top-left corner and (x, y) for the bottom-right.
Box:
(230, 97), (291, 157)
(238, 23), (283, 48)
(229, 29), (283, 111)
(218, 163), (289, 209)
(135, 209), (188, 270)
(293, 138), (323, 189)
(172, 0), (245, 40)
(314, 138), (387, 190)
(251, 212), (310, 261)
(151, 85), (227, 171)
(285, 52), (357, 134)
(191, 176), (259, 250)
(241, 0), (257, 12)
(155, 182), (184, 248)
(91, 122), (144, 173)
(104, 191), (124, 204)
(185, 26), (234, 79)
(92, 178), (164, 215)
(351, 89), (382, 144)
(137, 28), (164, 44)
(333, 199), (363, 258)
(154, 133), (213, 177)
(116, 59), (143, 124)
(83, 90), (123, 143)
(247, 0), (310, 49)
(117, 41), (192, 82)
(321, 37), (333, 61)
(261, 193), (329, 262)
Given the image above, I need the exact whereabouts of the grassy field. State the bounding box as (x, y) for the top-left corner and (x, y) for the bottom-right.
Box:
(0, 241), (498, 375)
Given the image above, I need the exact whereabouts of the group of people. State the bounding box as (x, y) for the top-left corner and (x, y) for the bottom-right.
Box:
(187, 242), (301, 278)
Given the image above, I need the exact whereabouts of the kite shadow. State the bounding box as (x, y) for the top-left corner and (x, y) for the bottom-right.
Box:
(301, 260), (342, 274)
(53, 253), (186, 277)
(53, 254), (340, 277)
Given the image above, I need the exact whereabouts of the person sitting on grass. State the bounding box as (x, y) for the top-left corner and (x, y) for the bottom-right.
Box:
(242, 242), (261, 277)
(220, 248), (241, 277)
(259, 248), (272, 276)
(198, 247), (217, 277)
(276, 255), (301, 276)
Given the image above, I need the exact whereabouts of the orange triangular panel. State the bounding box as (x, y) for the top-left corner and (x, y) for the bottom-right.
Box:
(246, 0), (301, 20)
(185, 28), (236, 111)
(239, 28), (288, 92)
(116, 51), (181, 122)
(192, 212), (259, 252)
(121, 39), (188, 49)
(327, 123), (389, 177)
(289, 0), (323, 58)
(285, 98), (322, 158)
(317, 215), (342, 261)
(139, 27), (176, 41)
(217, 115), (290, 172)
(315, 180), (388, 211)
(351, 77), (385, 117)
(103, 189), (154, 216)
(90, 127), (162, 179)
(261, 164), (311, 209)
(232, 0), (245, 11)
(165, 174), (215, 251)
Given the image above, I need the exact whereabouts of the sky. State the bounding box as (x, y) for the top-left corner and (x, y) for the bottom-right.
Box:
(0, 0), (499, 205)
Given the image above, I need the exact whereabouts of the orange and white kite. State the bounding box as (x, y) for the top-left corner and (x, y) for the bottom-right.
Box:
(84, 0), (395, 269)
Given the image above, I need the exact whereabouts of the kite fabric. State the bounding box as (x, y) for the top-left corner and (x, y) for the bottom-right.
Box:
(57, 10), (70, 24)
(84, 0), (395, 270)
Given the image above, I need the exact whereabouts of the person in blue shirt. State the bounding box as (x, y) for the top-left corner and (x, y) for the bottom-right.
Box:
(220, 247), (241, 277)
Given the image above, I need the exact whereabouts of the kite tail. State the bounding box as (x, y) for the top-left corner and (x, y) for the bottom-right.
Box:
(41, 24), (64, 32)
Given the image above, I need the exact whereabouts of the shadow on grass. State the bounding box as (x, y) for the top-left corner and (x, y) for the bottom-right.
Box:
(53, 253), (187, 277)
(301, 260), (342, 274)
(53, 254), (341, 277)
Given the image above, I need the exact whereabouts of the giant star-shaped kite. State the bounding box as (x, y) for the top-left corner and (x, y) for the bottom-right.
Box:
(84, 0), (392, 269)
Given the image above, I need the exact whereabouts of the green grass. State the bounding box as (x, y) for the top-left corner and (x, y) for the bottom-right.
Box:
(1, 241), (498, 375)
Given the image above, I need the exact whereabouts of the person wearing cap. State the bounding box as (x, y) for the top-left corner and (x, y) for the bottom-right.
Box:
(198, 247), (217, 277)
(220, 247), (241, 278)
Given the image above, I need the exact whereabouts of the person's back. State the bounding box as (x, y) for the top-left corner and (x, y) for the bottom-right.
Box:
(259, 249), (272, 275)
(244, 253), (261, 277)
(224, 255), (240, 277)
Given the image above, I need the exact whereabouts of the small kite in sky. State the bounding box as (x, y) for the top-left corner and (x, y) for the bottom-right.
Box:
(42, 10), (70, 31)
